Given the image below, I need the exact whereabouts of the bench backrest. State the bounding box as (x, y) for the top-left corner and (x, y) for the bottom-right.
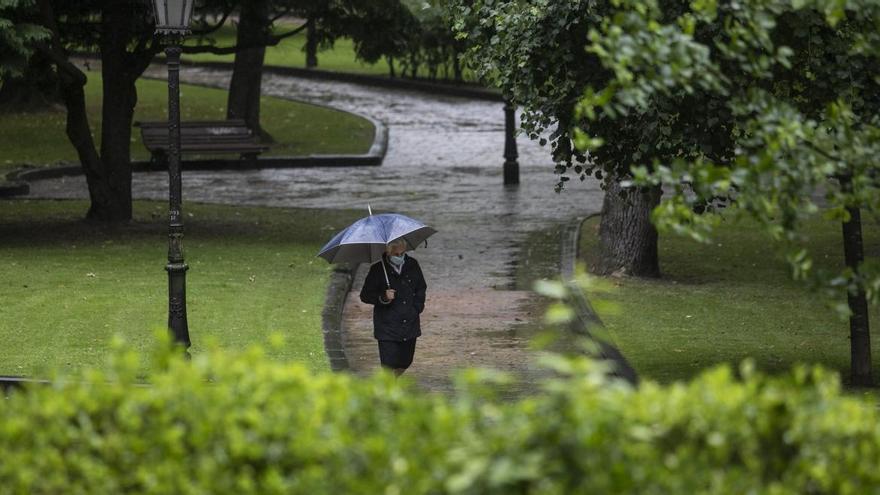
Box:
(134, 120), (268, 153)
(136, 120), (255, 140)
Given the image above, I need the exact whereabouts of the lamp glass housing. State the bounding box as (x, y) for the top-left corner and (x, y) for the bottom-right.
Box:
(152, 0), (194, 34)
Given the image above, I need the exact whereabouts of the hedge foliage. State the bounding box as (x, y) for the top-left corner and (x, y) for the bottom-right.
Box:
(2, 338), (880, 494)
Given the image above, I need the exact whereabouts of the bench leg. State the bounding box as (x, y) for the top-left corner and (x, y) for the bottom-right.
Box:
(241, 153), (259, 168)
(151, 151), (168, 170)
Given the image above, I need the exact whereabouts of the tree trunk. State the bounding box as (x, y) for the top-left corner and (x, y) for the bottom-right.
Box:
(56, 63), (110, 216)
(92, 3), (138, 222)
(409, 53), (419, 79)
(227, 0), (272, 141)
(305, 17), (318, 69)
(594, 181), (662, 277)
(386, 56), (396, 78)
(452, 49), (463, 82)
(840, 175), (873, 386)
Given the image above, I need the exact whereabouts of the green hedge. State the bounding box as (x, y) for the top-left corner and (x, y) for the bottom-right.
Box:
(2, 338), (879, 494)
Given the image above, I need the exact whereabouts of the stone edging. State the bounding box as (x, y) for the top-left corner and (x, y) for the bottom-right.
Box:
(561, 214), (640, 385)
(0, 376), (50, 394)
(321, 263), (357, 372)
(0, 181), (29, 198)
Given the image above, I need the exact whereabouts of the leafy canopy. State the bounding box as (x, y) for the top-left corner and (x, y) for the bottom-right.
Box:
(449, 0), (741, 199)
(0, 0), (50, 80)
(577, 0), (880, 310)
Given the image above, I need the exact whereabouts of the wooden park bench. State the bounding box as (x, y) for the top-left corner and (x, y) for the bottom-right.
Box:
(134, 119), (270, 167)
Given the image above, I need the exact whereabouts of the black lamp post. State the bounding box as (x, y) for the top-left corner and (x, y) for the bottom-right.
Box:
(152, 0), (194, 349)
(503, 99), (519, 185)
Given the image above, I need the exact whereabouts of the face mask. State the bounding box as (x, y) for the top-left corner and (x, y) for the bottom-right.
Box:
(389, 254), (405, 266)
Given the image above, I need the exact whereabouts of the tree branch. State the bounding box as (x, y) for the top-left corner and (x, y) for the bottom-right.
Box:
(805, 141), (842, 164)
(270, 22), (308, 42)
(269, 8), (294, 24)
(180, 23), (308, 55)
(33, 0), (85, 85)
(33, 42), (86, 86)
(191, 9), (233, 37)
(180, 43), (240, 55)
(131, 38), (163, 77)
(132, 30), (153, 58)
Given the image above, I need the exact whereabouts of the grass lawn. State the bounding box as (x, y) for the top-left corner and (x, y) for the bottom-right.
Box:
(578, 214), (880, 385)
(185, 23), (391, 76)
(0, 70), (374, 173)
(183, 22), (474, 81)
(0, 199), (362, 377)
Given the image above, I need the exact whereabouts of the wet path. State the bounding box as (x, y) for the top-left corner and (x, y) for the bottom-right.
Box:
(28, 67), (604, 393)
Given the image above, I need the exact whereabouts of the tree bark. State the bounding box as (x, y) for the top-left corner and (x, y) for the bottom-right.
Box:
(55, 62), (110, 214)
(840, 175), (873, 386)
(36, 0), (158, 222)
(305, 17), (318, 69)
(91, 3), (139, 222)
(386, 56), (396, 78)
(227, 0), (272, 141)
(594, 180), (662, 277)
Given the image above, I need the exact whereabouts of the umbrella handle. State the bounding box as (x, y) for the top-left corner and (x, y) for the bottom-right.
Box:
(381, 258), (390, 288)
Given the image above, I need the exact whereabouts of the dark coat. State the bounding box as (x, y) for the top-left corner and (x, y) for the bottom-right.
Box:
(359, 254), (427, 341)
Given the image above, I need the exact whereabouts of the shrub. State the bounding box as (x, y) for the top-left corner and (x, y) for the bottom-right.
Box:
(1, 338), (879, 494)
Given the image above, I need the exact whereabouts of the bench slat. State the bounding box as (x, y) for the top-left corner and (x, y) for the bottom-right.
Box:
(135, 120), (270, 157)
(144, 144), (269, 152)
(141, 127), (253, 136)
(135, 119), (249, 128)
(143, 135), (259, 144)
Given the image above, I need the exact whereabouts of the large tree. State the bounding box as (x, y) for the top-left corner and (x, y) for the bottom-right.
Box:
(193, 1), (384, 141)
(449, 0), (734, 277)
(577, 0), (880, 384)
(31, 0), (163, 222)
(28, 0), (234, 222)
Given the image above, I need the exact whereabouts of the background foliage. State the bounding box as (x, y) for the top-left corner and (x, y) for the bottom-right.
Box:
(576, 0), (880, 307)
(0, 0), (48, 80)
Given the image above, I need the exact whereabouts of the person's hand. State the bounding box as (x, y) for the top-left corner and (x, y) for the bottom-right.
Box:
(384, 289), (396, 301)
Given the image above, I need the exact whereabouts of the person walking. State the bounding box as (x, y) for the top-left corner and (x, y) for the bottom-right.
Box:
(359, 238), (427, 376)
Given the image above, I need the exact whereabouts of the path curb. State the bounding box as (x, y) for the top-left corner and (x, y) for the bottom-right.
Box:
(321, 263), (358, 372)
(254, 63), (503, 102)
(561, 214), (639, 385)
(0, 181), (29, 197)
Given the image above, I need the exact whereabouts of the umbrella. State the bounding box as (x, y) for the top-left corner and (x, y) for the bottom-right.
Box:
(317, 207), (436, 287)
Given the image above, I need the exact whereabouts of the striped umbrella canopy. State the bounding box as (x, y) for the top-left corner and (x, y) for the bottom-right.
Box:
(317, 213), (436, 265)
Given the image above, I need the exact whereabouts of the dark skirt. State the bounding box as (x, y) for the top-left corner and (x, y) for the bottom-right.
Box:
(377, 339), (417, 369)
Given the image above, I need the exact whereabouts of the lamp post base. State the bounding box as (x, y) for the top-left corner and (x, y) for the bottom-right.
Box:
(503, 159), (520, 186)
(167, 261), (190, 348)
(503, 100), (519, 186)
